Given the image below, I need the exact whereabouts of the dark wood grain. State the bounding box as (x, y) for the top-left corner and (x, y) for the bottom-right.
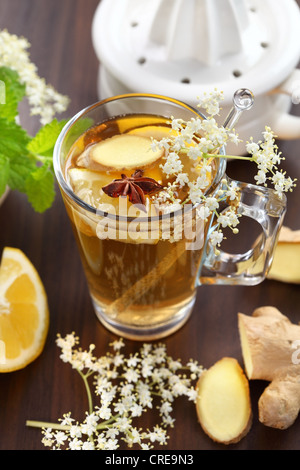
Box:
(1, 0), (300, 451)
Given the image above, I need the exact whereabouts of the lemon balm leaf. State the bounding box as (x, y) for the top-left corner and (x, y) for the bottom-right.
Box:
(0, 32), (70, 213)
(0, 116), (58, 211)
(0, 66), (26, 121)
(27, 118), (68, 158)
(0, 66), (26, 102)
(0, 118), (34, 194)
(0, 154), (9, 196)
(7, 153), (36, 193)
(0, 81), (18, 122)
(0, 117), (31, 158)
(25, 165), (55, 213)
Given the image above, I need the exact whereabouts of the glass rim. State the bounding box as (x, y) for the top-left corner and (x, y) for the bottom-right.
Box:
(53, 93), (227, 223)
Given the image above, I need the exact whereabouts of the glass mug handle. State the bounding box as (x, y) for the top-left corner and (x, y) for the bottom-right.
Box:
(199, 176), (287, 286)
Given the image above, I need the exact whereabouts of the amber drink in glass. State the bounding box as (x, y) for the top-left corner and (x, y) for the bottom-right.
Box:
(54, 94), (286, 340)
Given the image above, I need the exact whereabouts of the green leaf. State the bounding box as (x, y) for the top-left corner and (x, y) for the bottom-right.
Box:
(0, 67), (25, 102)
(0, 116), (59, 212)
(0, 117), (33, 193)
(0, 68), (66, 212)
(0, 154), (9, 196)
(0, 117), (31, 159)
(0, 66), (26, 121)
(27, 118), (68, 157)
(8, 153), (36, 193)
(25, 165), (56, 213)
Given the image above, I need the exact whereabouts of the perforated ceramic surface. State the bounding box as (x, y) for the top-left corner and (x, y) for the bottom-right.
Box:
(92, 0), (300, 104)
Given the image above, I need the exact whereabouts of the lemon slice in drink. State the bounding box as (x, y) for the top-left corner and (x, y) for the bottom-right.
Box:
(0, 247), (49, 372)
(68, 168), (118, 211)
(127, 125), (177, 140)
(68, 168), (160, 243)
(68, 168), (157, 216)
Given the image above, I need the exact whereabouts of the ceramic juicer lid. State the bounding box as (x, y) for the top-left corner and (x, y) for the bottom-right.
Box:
(92, 0), (300, 105)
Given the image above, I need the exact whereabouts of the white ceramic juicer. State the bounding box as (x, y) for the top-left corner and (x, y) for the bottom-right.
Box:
(92, 0), (300, 154)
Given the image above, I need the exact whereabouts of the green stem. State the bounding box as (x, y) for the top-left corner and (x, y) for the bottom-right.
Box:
(26, 415), (121, 432)
(77, 369), (96, 445)
(204, 153), (253, 161)
(96, 414), (121, 430)
(179, 147), (253, 161)
(77, 369), (93, 415)
(26, 370), (95, 435)
(26, 420), (70, 431)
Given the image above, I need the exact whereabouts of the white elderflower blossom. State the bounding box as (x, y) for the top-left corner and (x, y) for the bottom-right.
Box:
(70, 425), (82, 439)
(82, 441), (95, 450)
(225, 183), (240, 201)
(98, 406), (112, 420)
(68, 437), (84, 450)
(160, 401), (173, 415)
(54, 431), (68, 446)
(110, 338), (125, 351)
(0, 29), (69, 124)
(123, 368), (139, 383)
(151, 91), (295, 252)
(175, 172), (189, 187)
(217, 209), (239, 229)
(204, 196), (219, 212)
(255, 169), (267, 185)
(187, 146), (203, 160)
(170, 117), (184, 131)
(209, 230), (224, 248)
(196, 205), (211, 221)
(197, 89), (224, 116)
(28, 333), (203, 450)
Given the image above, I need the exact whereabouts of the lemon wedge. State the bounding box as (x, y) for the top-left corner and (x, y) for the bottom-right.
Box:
(0, 247), (49, 372)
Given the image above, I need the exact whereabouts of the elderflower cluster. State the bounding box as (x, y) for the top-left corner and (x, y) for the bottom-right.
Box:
(151, 89), (296, 251)
(28, 333), (203, 450)
(246, 128), (295, 194)
(0, 29), (69, 124)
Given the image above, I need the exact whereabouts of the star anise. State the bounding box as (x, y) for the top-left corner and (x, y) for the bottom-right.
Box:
(102, 169), (163, 210)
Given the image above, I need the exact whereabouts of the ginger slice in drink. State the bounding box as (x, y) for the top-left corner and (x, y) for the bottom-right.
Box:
(77, 134), (164, 171)
(127, 124), (215, 186)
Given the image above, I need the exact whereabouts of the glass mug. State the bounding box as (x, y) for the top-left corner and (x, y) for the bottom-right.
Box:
(53, 94), (286, 340)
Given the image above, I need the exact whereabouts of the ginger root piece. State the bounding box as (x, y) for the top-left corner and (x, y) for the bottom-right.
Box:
(238, 306), (300, 429)
(268, 226), (300, 283)
(77, 134), (164, 171)
(196, 357), (252, 444)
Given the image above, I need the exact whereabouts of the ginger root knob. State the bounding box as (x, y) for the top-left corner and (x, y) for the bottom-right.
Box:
(238, 306), (300, 429)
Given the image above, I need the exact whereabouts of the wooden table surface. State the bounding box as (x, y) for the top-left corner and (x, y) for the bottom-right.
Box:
(1, 0), (300, 451)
